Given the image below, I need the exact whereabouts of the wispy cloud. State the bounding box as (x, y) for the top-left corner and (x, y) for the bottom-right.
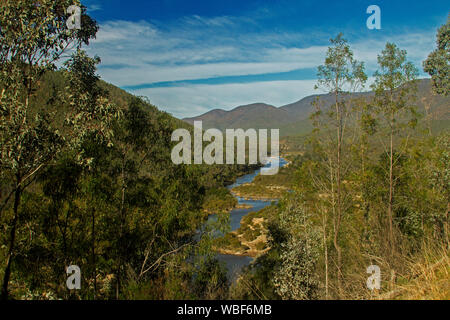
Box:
(87, 3), (102, 13)
(86, 12), (437, 118)
(89, 19), (328, 87)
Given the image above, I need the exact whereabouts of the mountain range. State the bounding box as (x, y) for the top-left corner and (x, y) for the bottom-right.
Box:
(183, 79), (450, 137)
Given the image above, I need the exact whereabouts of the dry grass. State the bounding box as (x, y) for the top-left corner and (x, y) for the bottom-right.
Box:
(375, 244), (449, 300)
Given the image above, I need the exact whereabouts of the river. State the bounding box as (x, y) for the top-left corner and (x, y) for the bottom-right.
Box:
(211, 157), (288, 281)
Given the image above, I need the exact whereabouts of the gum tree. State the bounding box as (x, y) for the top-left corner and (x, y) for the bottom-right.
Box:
(370, 43), (418, 252)
(272, 197), (320, 300)
(423, 16), (449, 96)
(0, 0), (118, 299)
(311, 33), (367, 294)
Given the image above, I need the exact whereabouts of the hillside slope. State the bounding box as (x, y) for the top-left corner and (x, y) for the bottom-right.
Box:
(183, 79), (450, 137)
(184, 103), (293, 131)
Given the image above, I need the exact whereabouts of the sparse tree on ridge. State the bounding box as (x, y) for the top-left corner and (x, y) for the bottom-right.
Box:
(369, 42), (418, 253)
(311, 33), (367, 294)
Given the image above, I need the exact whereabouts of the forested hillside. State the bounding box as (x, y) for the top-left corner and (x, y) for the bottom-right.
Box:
(1, 68), (260, 300)
(0, 0), (255, 300)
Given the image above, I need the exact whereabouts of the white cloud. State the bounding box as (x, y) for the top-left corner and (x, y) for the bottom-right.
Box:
(182, 15), (243, 27)
(98, 61), (318, 87)
(87, 19), (328, 87)
(85, 16), (438, 119)
(87, 4), (102, 12)
(93, 20), (158, 44)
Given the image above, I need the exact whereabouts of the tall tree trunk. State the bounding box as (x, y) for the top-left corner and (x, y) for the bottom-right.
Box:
(322, 211), (329, 299)
(91, 206), (96, 299)
(1, 82), (34, 300)
(388, 120), (394, 253)
(116, 155), (126, 300)
(334, 88), (343, 295)
(1, 180), (21, 300)
(445, 204), (449, 249)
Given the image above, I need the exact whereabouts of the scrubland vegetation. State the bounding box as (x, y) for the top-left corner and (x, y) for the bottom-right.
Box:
(228, 23), (450, 300)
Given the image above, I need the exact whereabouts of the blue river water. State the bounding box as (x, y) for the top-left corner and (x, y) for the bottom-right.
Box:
(211, 157), (288, 281)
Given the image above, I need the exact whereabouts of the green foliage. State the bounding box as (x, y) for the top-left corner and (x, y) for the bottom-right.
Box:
(367, 42), (419, 251)
(0, 0), (107, 300)
(202, 187), (237, 213)
(315, 33), (367, 94)
(270, 198), (320, 300)
(0, 0), (246, 298)
(234, 34), (448, 300)
(0, 76), (245, 299)
(423, 16), (449, 96)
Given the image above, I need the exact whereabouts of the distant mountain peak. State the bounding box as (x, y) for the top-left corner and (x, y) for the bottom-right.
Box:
(182, 79), (449, 136)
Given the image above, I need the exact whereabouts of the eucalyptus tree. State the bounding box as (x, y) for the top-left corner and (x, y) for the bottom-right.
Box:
(311, 33), (367, 293)
(370, 43), (418, 252)
(423, 16), (449, 96)
(272, 197), (320, 300)
(0, 0), (119, 299)
(423, 16), (449, 247)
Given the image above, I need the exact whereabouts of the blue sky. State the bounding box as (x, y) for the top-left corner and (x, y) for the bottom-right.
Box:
(82, 0), (449, 118)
